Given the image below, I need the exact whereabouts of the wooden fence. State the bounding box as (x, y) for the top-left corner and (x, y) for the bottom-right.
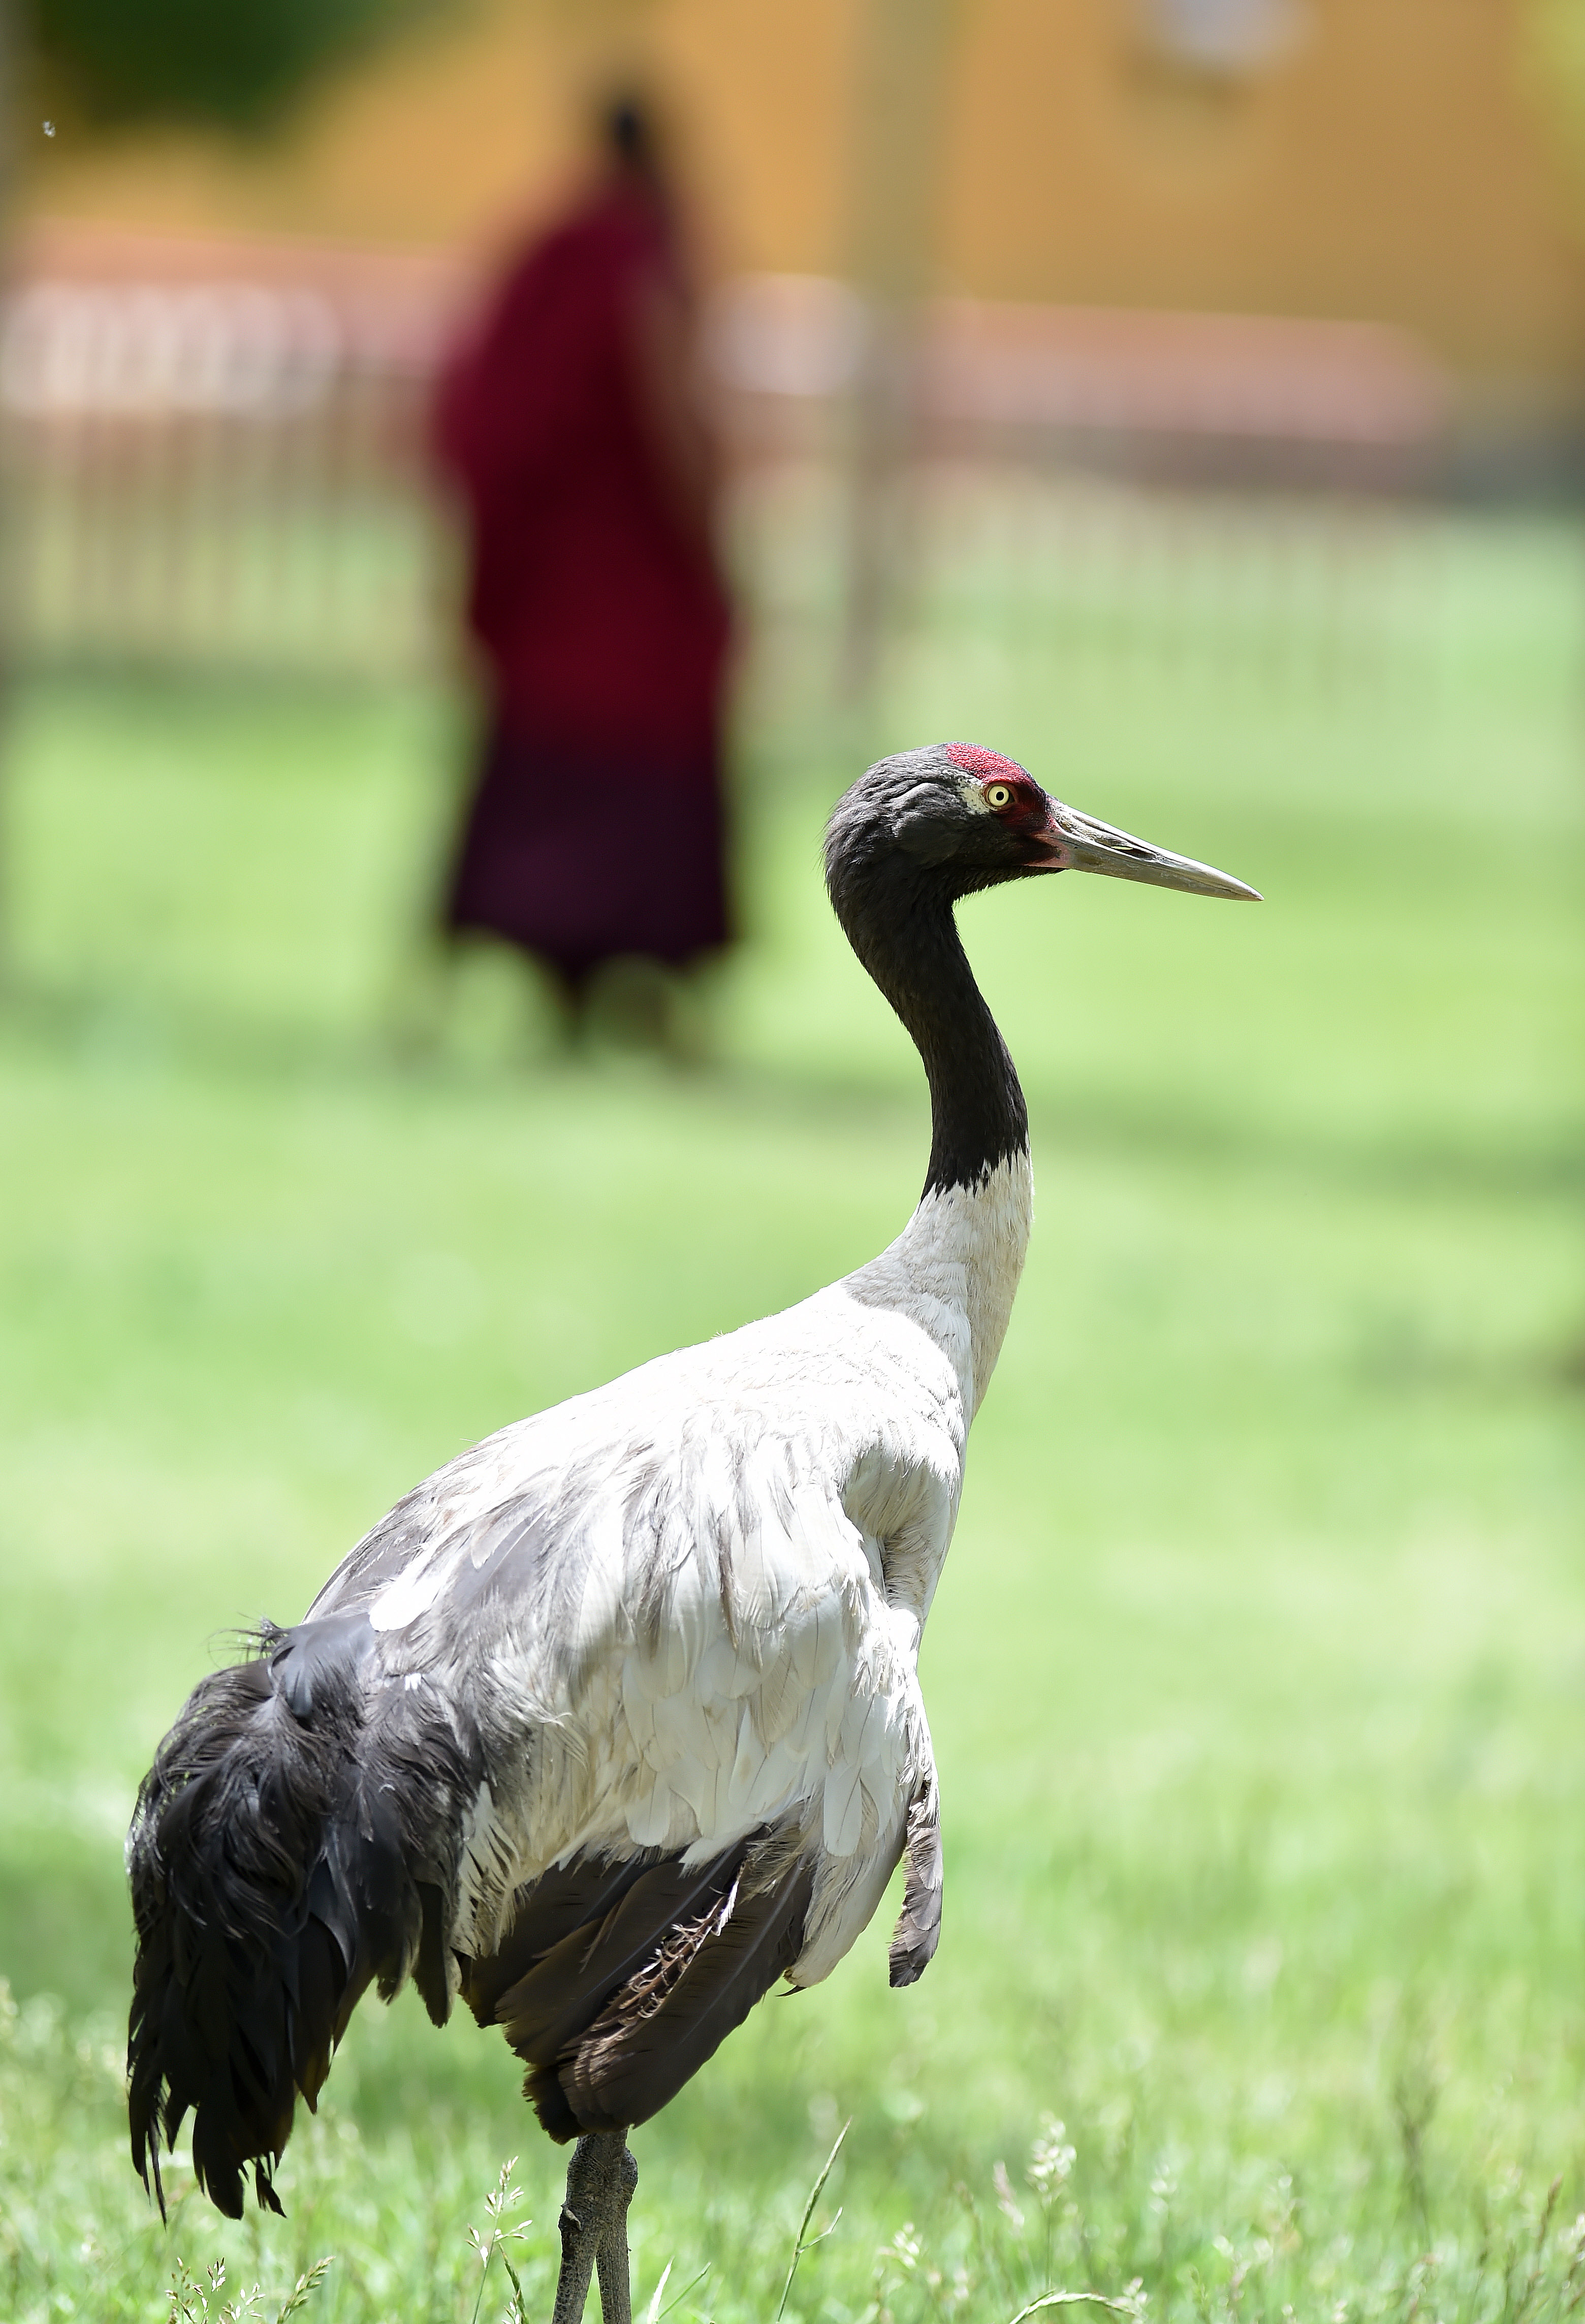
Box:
(0, 224), (1450, 683)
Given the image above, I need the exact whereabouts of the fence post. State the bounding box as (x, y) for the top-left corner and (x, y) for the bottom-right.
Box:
(839, 0), (958, 717)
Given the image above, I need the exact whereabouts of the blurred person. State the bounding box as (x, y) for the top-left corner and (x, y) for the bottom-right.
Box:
(430, 91), (732, 1052)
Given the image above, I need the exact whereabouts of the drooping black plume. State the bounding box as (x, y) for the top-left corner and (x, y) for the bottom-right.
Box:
(126, 1617), (477, 2218)
(459, 1825), (816, 2142)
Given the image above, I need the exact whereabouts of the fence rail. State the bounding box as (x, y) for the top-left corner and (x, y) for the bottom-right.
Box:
(0, 223), (1452, 682)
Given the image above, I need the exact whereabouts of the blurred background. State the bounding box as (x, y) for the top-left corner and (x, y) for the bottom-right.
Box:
(6, 0), (1584, 689)
(0, 4), (1582, 2320)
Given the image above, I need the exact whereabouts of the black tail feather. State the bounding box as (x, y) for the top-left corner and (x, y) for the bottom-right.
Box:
(465, 1830), (813, 2143)
(560, 1849), (815, 2134)
(126, 1622), (472, 2218)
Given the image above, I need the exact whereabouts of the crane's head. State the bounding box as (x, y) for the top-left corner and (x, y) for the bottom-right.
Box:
(826, 741), (1261, 911)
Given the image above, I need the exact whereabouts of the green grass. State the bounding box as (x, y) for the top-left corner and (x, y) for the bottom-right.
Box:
(0, 495), (1582, 2324)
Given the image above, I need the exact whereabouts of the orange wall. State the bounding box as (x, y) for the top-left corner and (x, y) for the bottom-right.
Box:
(22, 0), (1585, 396)
(942, 0), (1584, 393)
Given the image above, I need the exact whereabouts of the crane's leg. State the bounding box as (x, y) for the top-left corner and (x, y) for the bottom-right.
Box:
(593, 2143), (638, 2324)
(550, 2133), (638, 2324)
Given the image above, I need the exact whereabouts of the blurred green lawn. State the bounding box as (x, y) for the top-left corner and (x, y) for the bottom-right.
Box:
(0, 497), (1581, 2322)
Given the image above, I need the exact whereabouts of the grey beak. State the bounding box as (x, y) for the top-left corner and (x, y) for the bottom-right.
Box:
(1047, 803), (1262, 901)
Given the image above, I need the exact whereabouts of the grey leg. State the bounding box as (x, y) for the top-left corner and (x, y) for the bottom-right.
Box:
(551, 2134), (638, 2324)
(594, 2141), (638, 2324)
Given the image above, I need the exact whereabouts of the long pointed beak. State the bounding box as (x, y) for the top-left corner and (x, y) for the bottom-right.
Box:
(1041, 801), (1262, 901)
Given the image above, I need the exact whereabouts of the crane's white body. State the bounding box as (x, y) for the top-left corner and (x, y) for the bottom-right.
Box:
(308, 1151), (1032, 1995)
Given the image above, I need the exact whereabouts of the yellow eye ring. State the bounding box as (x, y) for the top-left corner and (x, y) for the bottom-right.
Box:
(985, 782), (1012, 810)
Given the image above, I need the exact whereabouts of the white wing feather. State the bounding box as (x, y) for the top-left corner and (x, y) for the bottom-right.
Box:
(303, 1165), (1037, 1989)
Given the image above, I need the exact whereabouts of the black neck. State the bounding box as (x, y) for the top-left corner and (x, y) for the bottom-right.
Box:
(831, 854), (1029, 1199)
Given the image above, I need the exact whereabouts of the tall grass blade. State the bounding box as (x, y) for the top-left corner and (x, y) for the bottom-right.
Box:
(648, 2262), (711, 2324)
(776, 2119), (850, 2321)
(1005, 2295), (1137, 2324)
(276, 2257), (334, 2320)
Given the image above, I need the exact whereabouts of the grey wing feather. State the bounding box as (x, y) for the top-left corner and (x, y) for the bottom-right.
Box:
(887, 1773), (942, 1987)
(302, 1442), (504, 1619)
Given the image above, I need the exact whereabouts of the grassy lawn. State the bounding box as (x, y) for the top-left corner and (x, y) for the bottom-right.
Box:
(0, 494), (1581, 2323)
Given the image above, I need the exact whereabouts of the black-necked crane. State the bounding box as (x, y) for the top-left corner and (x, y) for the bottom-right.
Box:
(127, 744), (1258, 2324)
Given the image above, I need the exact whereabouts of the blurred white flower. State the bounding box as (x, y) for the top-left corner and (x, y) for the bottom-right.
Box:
(993, 2159), (1026, 2230)
(1028, 2117), (1077, 2202)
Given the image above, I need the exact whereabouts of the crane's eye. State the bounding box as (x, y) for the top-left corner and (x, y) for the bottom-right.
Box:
(985, 782), (1013, 811)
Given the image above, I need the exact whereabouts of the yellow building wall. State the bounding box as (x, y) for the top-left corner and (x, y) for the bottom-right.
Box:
(21, 0), (1585, 397)
(944, 0), (1584, 395)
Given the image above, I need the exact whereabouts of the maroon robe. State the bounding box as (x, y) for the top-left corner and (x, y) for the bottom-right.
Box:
(433, 178), (733, 983)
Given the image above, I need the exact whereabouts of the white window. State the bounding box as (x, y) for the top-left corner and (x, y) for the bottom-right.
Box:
(1146, 0), (1307, 72)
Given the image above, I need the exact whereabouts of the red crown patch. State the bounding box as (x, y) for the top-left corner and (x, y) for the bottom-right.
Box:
(944, 744), (1025, 780)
